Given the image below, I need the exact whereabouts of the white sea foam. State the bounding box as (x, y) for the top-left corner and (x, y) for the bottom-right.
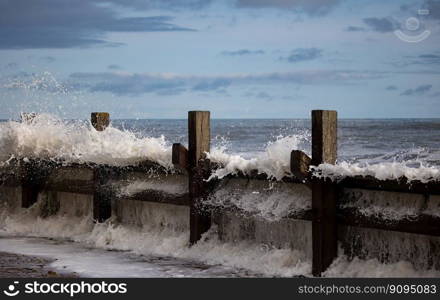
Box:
(207, 135), (309, 181)
(314, 161), (440, 183)
(2, 112), (440, 183)
(1, 194), (438, 277)
(0, 114), (172, 167)
(0, 199), (310, 277)
(340, 189), (425, 220)
(116, 176), (188, 197)
(206, 179), (311, 221)
(324, 255), (440, 277)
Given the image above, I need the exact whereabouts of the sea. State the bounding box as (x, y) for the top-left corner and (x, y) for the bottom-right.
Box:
(1, 116), (440, 277)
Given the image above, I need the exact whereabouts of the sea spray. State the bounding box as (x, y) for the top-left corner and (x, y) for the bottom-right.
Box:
(323, 255), (440, 277)
(313, 161), (440, 183)
(205, 179), (311, 221)
(207, 134), (310, 181)
(0, 195), (311, 277)
(2, 192), (439, 277)
(0, 114), (173, 167)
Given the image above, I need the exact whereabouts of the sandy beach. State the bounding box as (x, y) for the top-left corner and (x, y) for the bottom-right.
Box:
(0, 251), (78, 278)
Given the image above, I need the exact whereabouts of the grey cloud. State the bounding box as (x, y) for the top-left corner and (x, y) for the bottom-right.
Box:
(402, 1), (440, 20)
(392, 52), (440, 67)
(86, 76), (186, 96)
(221, 49), (265, 56)
(346, 26), (366, 32)
(2, 62), (18, 69)
(411, 53), (440, 65)
(424, 0), (440, 20)
(65, 69), (384, 96)
(0, 0), (195, 49)
(363, 17), (398, 33)
(235, 0), (341, 16)
(386, 85), (397, 91)
(255, 91), (272, 100)
(281, 48), (322, 63)
(108, 64), (123, 70)
(41, 56), (56, 63)
(102, 0), (213, 11)
(400, 84), (432, 96)
(192, 79), (231, 91)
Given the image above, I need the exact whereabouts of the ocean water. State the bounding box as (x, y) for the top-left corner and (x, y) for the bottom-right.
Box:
(1, 116), (440, 277)
(2, 116), (440, 164)
(109, 118), (440, 165)
(1, 115), (440, 181)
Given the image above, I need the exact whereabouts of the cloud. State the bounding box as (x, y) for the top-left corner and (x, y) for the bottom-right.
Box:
(0, 0), (195, 49)
(363, 17), (398, 32)
(391, 52), (440, 67)
(108, 64), (123, 70)
(103, 0), (213, 11)
(386, 85), (397, 91)
(424, 0), (440, 20)
(40, 56), (56, 63)
(235, 0), (341, 16)
(408, 53), (440, 65)
(346, 26), (366, 32)
(400, 84), (432, 96)
(192, 79), (231, 91)
(221, 49), (265, 56)
(2, 62), (18, 69)
(403, 1), (440, 20)
(280, 48), (322, 63)
(255, 91), (272, 100)
(65, 69), (384, 96)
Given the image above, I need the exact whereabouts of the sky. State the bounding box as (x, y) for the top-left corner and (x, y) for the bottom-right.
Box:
(0, 0), (439, 119)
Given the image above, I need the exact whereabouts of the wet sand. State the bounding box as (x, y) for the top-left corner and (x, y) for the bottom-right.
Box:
(0, 251), (78, 278)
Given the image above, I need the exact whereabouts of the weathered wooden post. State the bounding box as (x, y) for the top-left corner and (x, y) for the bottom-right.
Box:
(291, 150), (311, 181)
(311, 110), (338, 276)
(91, 112), (112, 222)
(93, 167), (113, 222)
(172, 143), (188, 171)
(188, 111), (212, 244)
(20, 159), (55, 209)
(91, 112), (110, 131)
(20, 113), (39, 208)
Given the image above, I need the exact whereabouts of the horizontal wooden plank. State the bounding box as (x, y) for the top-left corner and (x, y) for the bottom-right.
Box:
(0, 173), (20, 187)
(337, 207), (440, 237)
(123, 190), (190, 206)
(337, 176), (440, 195)
(43, 180), (95, 195)
(287, 209), (313, 221)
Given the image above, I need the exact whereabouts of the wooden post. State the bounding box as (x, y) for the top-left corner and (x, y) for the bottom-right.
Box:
(21, 185), (39, 208)
(311, 110), (338, 276)
(20, 159), (54, 209)
(172, 143), (188, 170)
(290, 150), (311, 181)
(93, 167), (112, 222)
(19, 113), (40, 208)
(20, 160), (38, 208)
(188, 111), (211, 244)
(91, 112), (110, 131)
(311, 110), (337, 166)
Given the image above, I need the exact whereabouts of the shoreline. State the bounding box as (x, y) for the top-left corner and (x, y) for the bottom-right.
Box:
(0, 251), (78, 278)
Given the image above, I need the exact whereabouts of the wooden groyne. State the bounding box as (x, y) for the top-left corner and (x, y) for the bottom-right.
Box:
(1, 110), (440, 276)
